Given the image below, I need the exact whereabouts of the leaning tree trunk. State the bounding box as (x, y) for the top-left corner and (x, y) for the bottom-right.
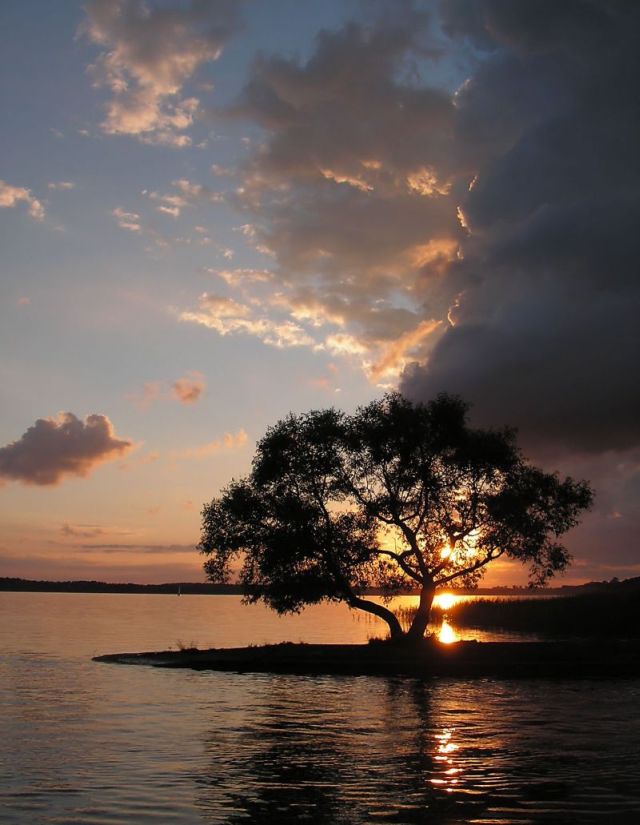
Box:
(346, 593), (404, 640)
(407, 585), (436, 640)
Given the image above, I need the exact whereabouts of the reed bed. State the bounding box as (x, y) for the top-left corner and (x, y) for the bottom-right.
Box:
(400, 590), (640, 637)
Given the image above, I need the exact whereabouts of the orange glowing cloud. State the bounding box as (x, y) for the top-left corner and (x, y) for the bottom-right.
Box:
(128, 372), (206, 409)
(81, 0), (242, 146)
(0, 179), (44, 220)
(368, 319), (442, 381)
(172, 428), (248, 460)
(171, 371), (205, 404)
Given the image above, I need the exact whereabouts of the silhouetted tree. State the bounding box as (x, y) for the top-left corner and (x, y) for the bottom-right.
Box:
(199, 394), (592, 641)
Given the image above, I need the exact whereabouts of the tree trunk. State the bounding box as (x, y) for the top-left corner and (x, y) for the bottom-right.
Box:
(346, 594), (404, 640)
(407, 585), (436, 640)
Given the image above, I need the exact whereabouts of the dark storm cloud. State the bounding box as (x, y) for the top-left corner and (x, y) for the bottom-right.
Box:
(0, 413), (133, 486)
(401, 0), (640, 454)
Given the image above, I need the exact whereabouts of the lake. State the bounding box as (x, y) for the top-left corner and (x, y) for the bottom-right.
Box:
(1, 592), (639, 823)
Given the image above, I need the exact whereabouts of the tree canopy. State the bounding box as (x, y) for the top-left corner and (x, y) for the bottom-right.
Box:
(199, 394), (593, 640)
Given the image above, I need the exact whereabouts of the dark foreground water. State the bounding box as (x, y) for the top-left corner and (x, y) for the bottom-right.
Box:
(1, 593), (639, 824)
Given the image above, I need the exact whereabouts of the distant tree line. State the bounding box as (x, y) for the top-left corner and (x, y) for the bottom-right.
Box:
(0, 578), (244, 595)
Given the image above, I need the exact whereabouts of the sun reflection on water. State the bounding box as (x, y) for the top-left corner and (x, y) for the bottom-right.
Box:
(437, 618), (459, 644)
(432, 593), (461, 643)
(432, 728), (460, 793)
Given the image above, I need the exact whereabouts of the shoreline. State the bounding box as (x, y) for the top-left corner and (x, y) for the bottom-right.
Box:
(93, 639), (640, 679)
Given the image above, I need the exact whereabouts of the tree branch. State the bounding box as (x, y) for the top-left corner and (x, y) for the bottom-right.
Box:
(377, 550), (423, 583)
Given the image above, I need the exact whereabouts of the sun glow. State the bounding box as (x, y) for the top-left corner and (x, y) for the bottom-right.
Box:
(433, 592), (458, 611)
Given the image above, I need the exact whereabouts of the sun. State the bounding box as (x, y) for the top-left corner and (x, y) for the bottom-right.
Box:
(433, 592), (458, 611)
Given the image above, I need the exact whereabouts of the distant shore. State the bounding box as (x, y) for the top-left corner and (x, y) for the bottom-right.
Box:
(2, 575), (627, 596)
(0, 577), (245, 595)
(94, 638), (640, 679)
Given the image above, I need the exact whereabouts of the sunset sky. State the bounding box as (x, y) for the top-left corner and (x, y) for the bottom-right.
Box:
(1, 0), (638, 586)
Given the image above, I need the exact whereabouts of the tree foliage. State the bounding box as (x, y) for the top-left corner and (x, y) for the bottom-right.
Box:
(199, 394), (593, 639)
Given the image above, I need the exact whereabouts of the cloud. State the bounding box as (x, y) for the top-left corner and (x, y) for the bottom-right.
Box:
(147, 178), (224, 216)
(48, 181), (75, 191)
(77, 543), (195, 554)
(128, 372), (206, 408)
(111, 205), (174, 249)
(208, 267), (273, 286)
(171, 371), (205, 403)
(368, 319), (442, 382)
(308, 362), (341, 393)
(0, 413), (133, 486)
(180, 283), (443, 379)
(59, 523), (133, 539)
(198, 0), (638, 447)
(399, 0), (640, 458)
(173, 1), (640, 452)
(214, 6), (460, 357)
(61, 523), (106, 539)
(128, 381), (162, 410)
(81, 0), (243, 145)
(180, 293), (316, 349)
(0, 180), (45, 220)
(156, 204), (181, 217)
(173, 428), (248, 460)
(112, 206), (141, 232)
(176, 6), (462, 378)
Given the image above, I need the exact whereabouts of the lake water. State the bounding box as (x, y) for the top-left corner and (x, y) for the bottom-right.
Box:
(1, 592), (639, 824)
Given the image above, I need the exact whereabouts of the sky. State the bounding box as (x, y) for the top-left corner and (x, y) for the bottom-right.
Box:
(1, 0), (638, 587)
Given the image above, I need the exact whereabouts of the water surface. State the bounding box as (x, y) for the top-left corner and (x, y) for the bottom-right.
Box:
(1, 592), (639, 823)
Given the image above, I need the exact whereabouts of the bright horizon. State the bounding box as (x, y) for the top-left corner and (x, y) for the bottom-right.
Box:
(1, 1), (638, 589)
